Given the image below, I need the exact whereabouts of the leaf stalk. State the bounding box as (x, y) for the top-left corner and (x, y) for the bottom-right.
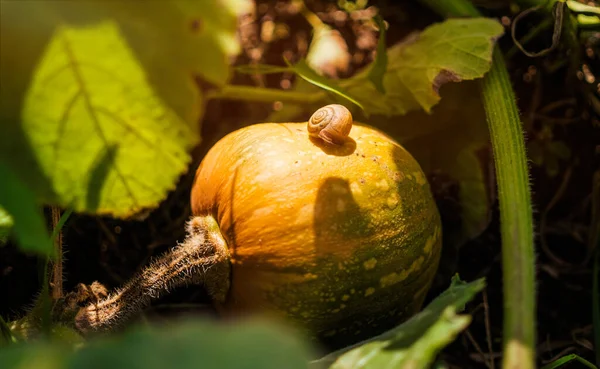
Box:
(416, 2), (537, 369)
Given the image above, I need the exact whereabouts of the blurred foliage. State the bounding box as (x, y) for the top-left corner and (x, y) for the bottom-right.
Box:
(0, 163), (53, 256)
(1, 318), (314, 369)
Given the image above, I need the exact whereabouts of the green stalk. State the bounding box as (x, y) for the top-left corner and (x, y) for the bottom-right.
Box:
(481, 49), (536, 369)
(417, 2), (537, 369)
(206, 85), (325, 105)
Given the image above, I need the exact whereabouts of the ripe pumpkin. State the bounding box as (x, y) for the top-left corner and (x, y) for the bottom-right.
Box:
(190, 105), (442, 346)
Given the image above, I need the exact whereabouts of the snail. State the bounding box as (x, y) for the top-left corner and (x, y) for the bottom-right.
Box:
(307, 104), (353, 145)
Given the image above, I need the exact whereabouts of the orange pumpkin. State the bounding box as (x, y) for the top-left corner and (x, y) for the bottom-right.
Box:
(190, 105), (442, 346)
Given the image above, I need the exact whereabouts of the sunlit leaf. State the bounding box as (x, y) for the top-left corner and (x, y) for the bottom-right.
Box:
(17, 21), (194, 218)
(340, 17), (504, 115)
(312, 276), (485, 369)
(0, 319), (314, 369)
(0, 1), (250, 218)
(0, 162), (53, 256)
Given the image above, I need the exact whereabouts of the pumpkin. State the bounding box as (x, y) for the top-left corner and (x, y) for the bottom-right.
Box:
(190, 105), (443, 346)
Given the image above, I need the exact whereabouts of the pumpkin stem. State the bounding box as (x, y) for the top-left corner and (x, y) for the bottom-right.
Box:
(73, 215), (230, 334)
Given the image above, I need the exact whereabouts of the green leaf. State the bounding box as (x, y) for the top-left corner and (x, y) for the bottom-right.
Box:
(287, 58), (365, 111)
(367, 16), (388, 94)
(0, 319), (314, 369)
(540, 354), (598, 369)
(0, 1), (250, 218)
(340, 17), (504, 115)
(0, 206), (14, 245)
(0, 162), (53, 256)
(19, 20), (195, 218)
(388, 81), (495, 246)
(313, 276), (485, 369)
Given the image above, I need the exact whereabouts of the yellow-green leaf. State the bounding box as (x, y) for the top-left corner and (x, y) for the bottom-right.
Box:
(0, 1), (249, 218)
(21, 21), (195, 217)
(1, 318), (314, 369)
(340, 17), (504, 115)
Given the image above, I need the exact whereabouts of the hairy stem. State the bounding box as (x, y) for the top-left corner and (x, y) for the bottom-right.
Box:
(50, 207), (63, 300)
(416, 2), (537, 369)
(482, 48), (536, 369)
(74, 215), (230, 334)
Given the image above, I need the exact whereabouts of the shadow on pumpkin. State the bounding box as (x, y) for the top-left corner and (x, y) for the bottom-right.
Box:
(313, 177), (373, 258)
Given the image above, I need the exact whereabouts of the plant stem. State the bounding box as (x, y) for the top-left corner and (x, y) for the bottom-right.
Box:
(74, 216), (230, 334)
(293, 0), (327, 30)
(50, 207), (63, 300)
(417, 2), (537, 369)
(206, 85), (325, 105)
(594, 248), (600, 367)
(481, 49), (536, 369)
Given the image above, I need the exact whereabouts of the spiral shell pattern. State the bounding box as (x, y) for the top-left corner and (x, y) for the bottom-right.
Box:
(307, 104), (353, 145)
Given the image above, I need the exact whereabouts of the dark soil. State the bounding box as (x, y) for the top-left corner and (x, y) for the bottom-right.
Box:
(1, 1), (598, 368)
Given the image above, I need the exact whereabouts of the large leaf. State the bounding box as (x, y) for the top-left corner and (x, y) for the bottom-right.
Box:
(312, 276), (485, 369)
(0, 1), (249, 218)
(0, 162), (53, 256)
(340, 17), (504, 116)
(378, 81), (495, 246)
(0, 319), (314, 369)
(21, 20), (195, 218)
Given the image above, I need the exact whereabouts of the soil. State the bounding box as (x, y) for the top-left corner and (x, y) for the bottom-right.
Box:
(0, 1), (598, 368)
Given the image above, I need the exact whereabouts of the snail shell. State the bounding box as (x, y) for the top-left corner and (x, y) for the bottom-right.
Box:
(307, 104), (353, 145)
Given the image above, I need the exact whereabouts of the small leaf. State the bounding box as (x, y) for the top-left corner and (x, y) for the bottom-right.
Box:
(549, 140), (571, 160)
(0, 162), (53, 256)
(287, 58), (365, 111)
(540, 353), (598, 369)
(0, 206), (14, 245)
(367, 16), (388, 94)
(313, 276), (485, 369)
(340, 17), (504, 115)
